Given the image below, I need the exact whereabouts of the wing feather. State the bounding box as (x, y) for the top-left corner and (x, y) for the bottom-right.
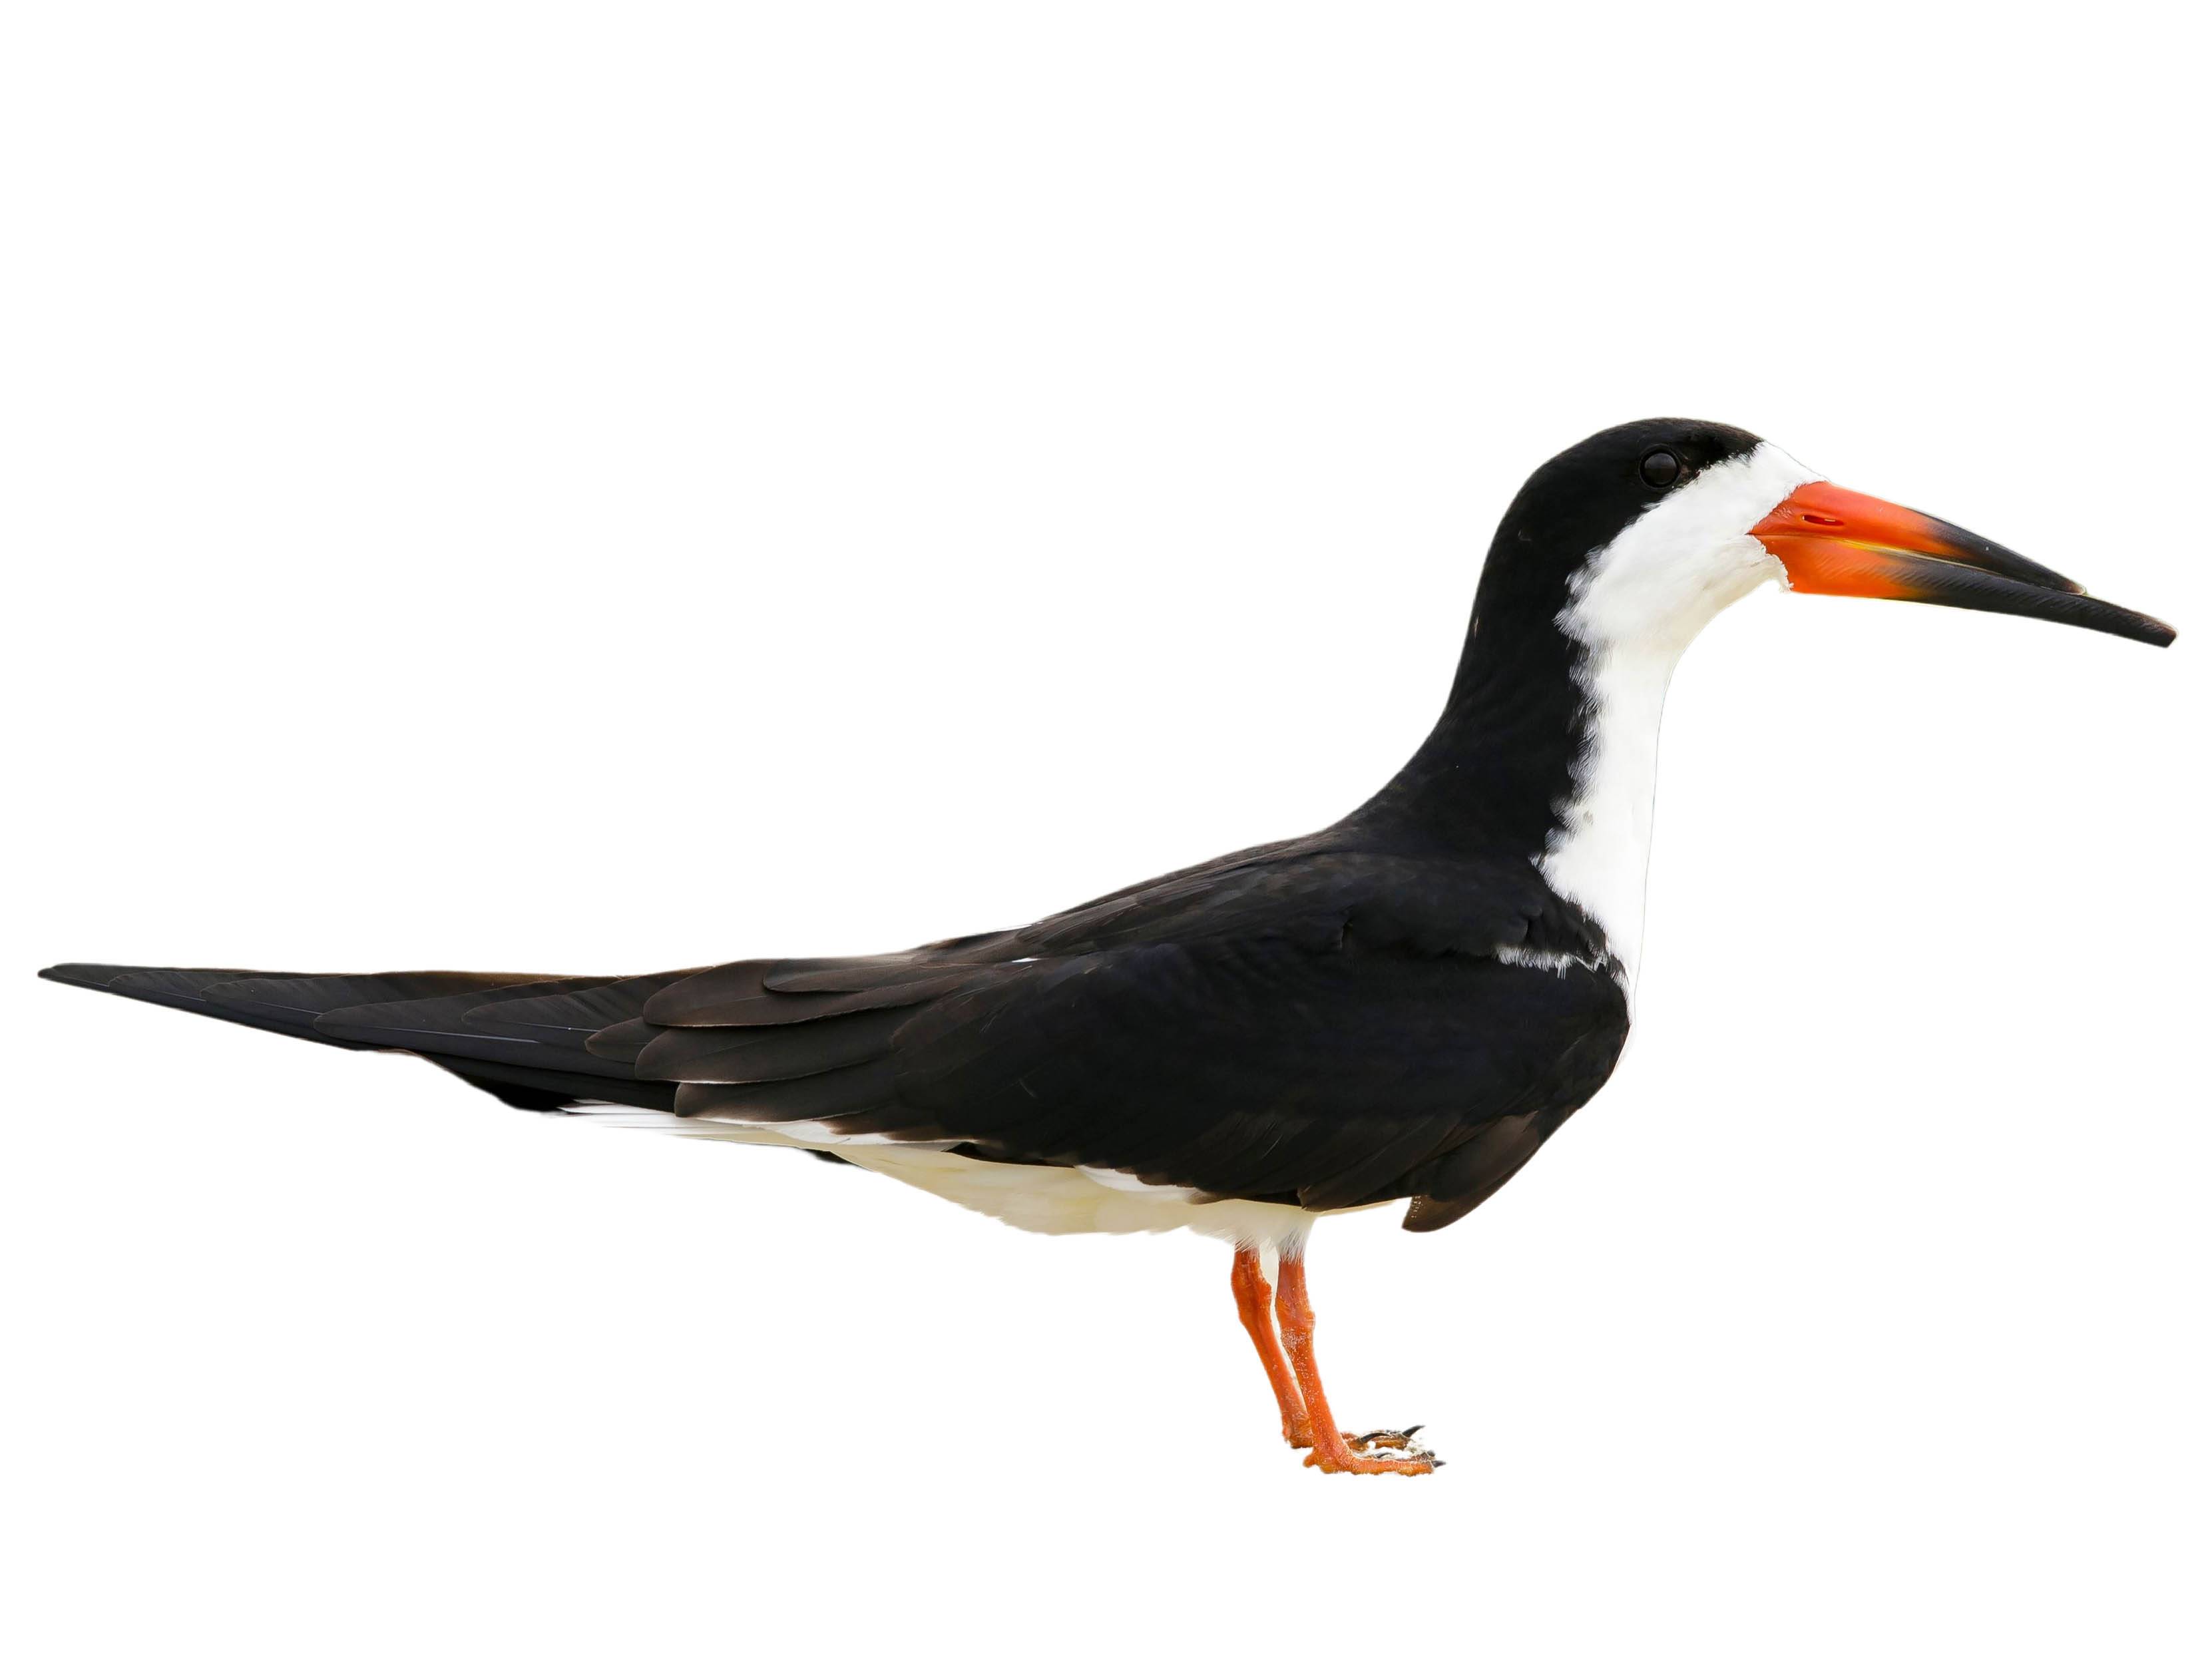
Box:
(45, 837), (1626, 1227)
(620, 843), (1626, 1220)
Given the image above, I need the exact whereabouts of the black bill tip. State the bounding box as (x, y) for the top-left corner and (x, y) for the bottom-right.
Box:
(1894, 555), (2176, 647)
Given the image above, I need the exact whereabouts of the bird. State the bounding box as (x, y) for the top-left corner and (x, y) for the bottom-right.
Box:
(41, 418), (2175, 1475)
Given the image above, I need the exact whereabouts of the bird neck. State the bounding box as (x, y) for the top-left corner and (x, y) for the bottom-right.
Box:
(1345, 442), (1801, 981)
(1347, 566), (1693, 987)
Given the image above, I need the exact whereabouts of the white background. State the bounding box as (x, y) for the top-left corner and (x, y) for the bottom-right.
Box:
(5, 4), (2206, 1654)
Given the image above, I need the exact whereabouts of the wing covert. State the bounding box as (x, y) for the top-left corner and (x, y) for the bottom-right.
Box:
(633, 845), (1627, 1223)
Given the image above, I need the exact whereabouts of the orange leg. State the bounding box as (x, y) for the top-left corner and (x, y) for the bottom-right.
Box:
(1231, 1246), (1312, 1447)
(1273, 1249), (1438, 1475)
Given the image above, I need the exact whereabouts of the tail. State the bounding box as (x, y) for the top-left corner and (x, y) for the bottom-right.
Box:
(37, 962), (681, 1112)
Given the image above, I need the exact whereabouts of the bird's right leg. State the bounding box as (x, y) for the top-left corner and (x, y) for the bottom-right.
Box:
(1230, 1245), (1311, 1448)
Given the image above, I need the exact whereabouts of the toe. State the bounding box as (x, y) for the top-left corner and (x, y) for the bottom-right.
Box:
(1302, 1447), (1438, 1476)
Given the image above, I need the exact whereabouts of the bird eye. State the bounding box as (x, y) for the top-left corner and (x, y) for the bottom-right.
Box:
(1639, 449), (1681, 490)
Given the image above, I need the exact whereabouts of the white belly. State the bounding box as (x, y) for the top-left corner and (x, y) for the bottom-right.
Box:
(564, 1104), (1325, 1250)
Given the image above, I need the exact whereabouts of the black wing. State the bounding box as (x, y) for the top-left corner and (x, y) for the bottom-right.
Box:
(629, 843), (1628, 1229)
(42, 842), (1628, 1230)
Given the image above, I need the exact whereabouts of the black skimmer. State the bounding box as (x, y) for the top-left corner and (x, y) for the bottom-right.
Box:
(41, 419), (2175, 1475)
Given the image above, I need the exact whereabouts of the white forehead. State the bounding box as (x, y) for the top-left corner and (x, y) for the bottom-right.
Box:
(1562, 439), (1824, 656)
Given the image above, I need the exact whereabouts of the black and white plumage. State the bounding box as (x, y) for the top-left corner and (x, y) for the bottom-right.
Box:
(41, 418), (2174, 1475)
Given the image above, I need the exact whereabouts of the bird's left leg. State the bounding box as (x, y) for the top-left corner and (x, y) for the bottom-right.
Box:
(1273, 1247), (1438, 1475)
(1231, 1245), (1311, 1447)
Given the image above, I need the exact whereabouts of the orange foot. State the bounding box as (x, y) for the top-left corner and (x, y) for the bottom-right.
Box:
(1303, 1425), (1441, 1476)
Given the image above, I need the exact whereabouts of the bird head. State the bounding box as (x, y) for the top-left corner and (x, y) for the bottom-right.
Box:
(1490, 419), (2175, 658)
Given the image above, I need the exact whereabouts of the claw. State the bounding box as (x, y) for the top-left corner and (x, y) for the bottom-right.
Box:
(1346, 1425), (1425, 1452)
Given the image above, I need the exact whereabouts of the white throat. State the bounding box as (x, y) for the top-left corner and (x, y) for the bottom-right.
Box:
(1538, 441), (1819, 990)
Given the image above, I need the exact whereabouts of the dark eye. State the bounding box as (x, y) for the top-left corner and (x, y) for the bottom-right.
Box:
(1639, 449), (1681, 490)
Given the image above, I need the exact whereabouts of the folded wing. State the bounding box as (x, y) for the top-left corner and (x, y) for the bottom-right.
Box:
(43, 839), (1628, 1228)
